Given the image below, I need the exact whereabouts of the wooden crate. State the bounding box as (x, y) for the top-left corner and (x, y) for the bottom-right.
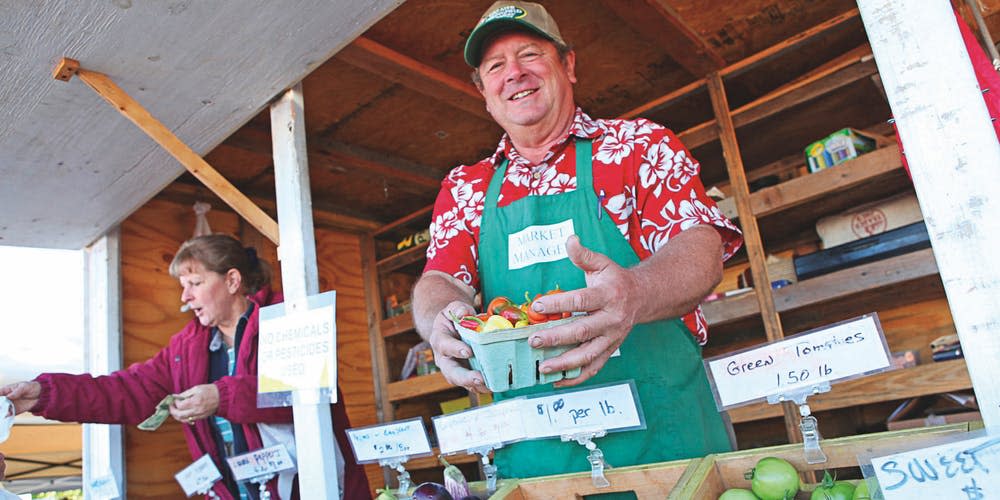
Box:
(488, 458), (701, 499)
(669, 423), (973, 499)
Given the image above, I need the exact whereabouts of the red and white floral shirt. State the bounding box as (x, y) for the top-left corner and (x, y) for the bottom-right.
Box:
(424, 109), (743, 344)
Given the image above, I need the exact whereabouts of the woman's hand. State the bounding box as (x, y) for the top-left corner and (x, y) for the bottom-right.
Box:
(427, 301), (490, 394)
(169, 384), (220, 425)
(0, 381), (42, 414)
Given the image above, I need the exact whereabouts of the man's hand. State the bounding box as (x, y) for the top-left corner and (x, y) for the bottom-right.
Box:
(0, 381), (42, 414)
(169, 384), (220, 425)
(526, 236), (643, 387)
(426, 301), (491, 394)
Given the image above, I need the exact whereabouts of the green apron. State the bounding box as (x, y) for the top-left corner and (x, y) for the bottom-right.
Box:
(479, 139), (731, 485)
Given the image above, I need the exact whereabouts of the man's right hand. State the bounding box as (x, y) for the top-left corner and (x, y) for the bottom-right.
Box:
(427, 301), (490, 394)
(0, 381), (41, 414)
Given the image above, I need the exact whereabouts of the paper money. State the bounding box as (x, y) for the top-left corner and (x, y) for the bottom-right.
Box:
(138, 394), (176, 431)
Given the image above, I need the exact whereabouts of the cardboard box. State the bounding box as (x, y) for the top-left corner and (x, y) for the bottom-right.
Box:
(805, 128), (877, 173)
(815, 193), (923, 249)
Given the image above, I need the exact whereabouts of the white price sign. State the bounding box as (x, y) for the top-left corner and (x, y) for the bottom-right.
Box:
(872, 434), (1000, 499)
(522, 382), (643, 439)
(705, 314), (891, 409)
(175, 454), (222, 497)
(226, 444), (296, 482)
(346, 417), (433, 464)
(433, 399), (526, 454)
(257, 291), (337, 398)
(87, 473), (120, 500)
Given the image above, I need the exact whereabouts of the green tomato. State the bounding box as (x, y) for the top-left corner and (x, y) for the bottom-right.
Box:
(852, 479), (871, 500)
(719, 488), (760, 500)
(810, 471), (856, 500)
(810, 482), (855, 500)
(748, 457), (800, 500)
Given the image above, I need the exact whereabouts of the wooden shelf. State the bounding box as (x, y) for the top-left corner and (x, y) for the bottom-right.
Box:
(728, 359), (971, 423)
(387, 371), (456, 402)
(377, 241), (429, 275)
(382, 311), (415, 338)
(405, 448), (481, 470)
(703, 247), (939, 327)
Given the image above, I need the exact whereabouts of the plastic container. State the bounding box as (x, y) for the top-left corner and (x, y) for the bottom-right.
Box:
(454, 316), (582, 392)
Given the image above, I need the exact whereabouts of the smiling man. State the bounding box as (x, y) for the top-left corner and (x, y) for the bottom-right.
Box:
(412, 0), (743, 488)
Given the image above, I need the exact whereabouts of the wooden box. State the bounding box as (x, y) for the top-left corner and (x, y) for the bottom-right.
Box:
(488, 458), (700, 499)
(669, 423), (973, 499)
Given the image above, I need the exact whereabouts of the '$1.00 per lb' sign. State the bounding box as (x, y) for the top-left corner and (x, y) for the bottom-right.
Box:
(704, 314), (892, 410)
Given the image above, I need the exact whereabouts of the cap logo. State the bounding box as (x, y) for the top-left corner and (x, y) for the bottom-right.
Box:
(479, 5), (526, 26)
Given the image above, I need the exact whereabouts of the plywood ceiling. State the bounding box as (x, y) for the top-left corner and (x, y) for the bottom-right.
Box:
(0, 0), (401, 249)
(4, 0), (994, 246)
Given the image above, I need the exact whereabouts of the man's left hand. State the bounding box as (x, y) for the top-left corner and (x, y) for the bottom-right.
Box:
(169, 384), (221, 425)
(527, 235), (643, 387)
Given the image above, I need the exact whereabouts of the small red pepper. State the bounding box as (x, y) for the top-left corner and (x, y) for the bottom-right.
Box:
(458, 315), (485, 332)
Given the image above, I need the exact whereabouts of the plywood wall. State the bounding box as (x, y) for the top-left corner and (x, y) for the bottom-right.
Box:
(120, 197), (376, 497)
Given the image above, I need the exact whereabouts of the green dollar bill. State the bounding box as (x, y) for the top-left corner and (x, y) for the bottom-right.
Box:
(137, 394), (175, 431)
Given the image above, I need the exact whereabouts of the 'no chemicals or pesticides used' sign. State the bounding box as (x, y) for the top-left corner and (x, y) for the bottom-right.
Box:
(257, 291), (337, 406)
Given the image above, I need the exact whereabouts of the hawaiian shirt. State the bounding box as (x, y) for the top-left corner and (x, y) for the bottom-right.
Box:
(424, 108), (743, 344)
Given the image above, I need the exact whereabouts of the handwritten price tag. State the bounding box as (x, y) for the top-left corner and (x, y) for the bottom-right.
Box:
(705, 314), (891, 409)
(175, 454), (222, 497)
(346, 417), (433, 464)
(87, 473), (120, 500)
(433, 399), (526, 454)
(522, 382), (643, 439)
(226, 445), (296, 482)
(872, 434), (1000, 499)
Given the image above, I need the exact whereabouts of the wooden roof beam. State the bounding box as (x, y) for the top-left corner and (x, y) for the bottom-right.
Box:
(621, 8), (861, 120)
(604, 0), (726, 78)
(224, 126), (443, 191)
(336, 36), (490, 121)
(680, 44), (877, 149)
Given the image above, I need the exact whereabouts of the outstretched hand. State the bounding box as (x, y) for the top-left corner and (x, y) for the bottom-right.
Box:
(0, 381), (42, 414)
(526, 235), (644, 387)
(169, 384), (220, 425)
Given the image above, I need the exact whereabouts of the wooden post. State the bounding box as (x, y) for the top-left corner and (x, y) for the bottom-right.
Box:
(52, 57), (280, 245)
(858, 0), (1000, 428)
(706, 73), (803, 443)
(83, 230), (125, 499)
(271, 84), (340, 498)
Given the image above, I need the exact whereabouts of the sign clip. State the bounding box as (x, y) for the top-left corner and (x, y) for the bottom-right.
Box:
(246, 473), (277, 500)
(468, 445), (504, 494)
(379, 458), (412, 496)
(562, 430), (611, 488)
(767, 381), (831, 464)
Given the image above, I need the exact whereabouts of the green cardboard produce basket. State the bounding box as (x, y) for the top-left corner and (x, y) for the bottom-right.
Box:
(455, 316), (582, 392)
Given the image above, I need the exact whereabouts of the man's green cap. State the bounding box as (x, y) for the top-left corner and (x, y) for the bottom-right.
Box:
(464, 1), (567, 67)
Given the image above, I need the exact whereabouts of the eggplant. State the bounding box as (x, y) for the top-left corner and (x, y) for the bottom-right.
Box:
(411, 482), (454, 500)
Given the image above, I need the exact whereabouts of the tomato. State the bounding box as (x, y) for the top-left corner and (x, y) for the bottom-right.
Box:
(719, 488), (760, 499)
(809, 472), (855, 500)
(747, 457), (800, 500)
(852, 479), (871, 500)
(486, 296), (513, 316)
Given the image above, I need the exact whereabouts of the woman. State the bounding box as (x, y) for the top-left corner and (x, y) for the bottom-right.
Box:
(0, 234), (368, 499)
